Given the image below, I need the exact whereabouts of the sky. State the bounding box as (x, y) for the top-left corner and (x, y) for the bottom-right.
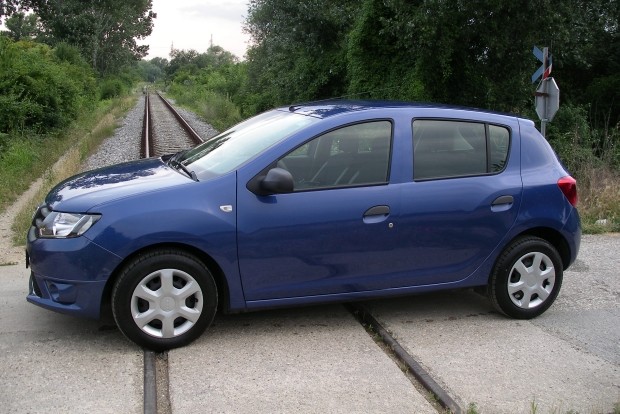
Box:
(141, 0), (251, 61)
(0, 1), (251, 61)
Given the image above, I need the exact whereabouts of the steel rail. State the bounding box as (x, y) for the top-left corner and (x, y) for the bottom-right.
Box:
(155, 92), (204, 145)
(347, 304), (463, 414)
(141, 93), (152, 158)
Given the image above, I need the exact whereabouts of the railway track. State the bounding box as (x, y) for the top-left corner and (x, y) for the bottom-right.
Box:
(142, 92), (204, 158)
(140, 91), (205, 414)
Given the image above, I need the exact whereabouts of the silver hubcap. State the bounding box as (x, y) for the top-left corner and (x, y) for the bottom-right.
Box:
(507, 252), (555, 309)
(131, 268), (203, 338)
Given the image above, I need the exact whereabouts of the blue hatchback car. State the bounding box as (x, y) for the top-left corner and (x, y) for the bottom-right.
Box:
(26, 101), (581, 350)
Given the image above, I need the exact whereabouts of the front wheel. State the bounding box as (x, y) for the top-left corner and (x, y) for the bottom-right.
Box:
(111, 249), (218, 351)
(489, 236), (563, 319)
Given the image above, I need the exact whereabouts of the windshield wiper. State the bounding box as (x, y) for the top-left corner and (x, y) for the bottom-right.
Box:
(169, 159), (198, 182)
(169, 149), (188, 163)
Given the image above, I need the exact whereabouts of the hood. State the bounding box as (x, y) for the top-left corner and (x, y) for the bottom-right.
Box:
(46, 158), (193, 212)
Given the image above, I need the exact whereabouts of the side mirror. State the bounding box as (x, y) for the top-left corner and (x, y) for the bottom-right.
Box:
(261, 167), (294, 194)
(251, 167), (294, 195)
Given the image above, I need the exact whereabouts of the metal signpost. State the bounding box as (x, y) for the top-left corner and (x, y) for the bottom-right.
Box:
(532, 46), (560, 137)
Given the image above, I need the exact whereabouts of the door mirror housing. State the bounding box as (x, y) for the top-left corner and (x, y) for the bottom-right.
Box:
(249, 167), (294, 196)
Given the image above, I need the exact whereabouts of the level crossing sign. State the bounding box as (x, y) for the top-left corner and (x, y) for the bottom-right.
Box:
(532, 46), (552, 83)
(532, 46), (559, 137)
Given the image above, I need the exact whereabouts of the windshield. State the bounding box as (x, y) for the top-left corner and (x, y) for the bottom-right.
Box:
(178, 110), (318, 180)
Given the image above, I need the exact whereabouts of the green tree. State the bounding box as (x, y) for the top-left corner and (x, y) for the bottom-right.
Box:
(166, 48), (200, 78)
(166, 45), (238, 80)
(555, 0), (620, 129)
(346, 0), (422, 100)
(4, 11), (39, 41)
(371, 0), (577, 112)
(149, 56), (168, 72)
(245, 0), (358, 110)
(0, 0), (20, 22)
(138, 59), (163, 83)
(12, 0), (156, 75)
(245, 0), (617, 120)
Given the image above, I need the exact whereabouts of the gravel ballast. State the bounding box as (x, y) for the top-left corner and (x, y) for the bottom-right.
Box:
(82, 93), (218, 172)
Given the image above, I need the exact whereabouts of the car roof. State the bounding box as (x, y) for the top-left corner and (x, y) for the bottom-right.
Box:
(280, 99), (519, 119)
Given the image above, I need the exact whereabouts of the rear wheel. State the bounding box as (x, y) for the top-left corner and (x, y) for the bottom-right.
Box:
(489, 236), (562, 319)
(112, 249), (217, 351)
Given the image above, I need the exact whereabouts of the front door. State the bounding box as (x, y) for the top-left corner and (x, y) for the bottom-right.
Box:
(236, 120), (402, 301)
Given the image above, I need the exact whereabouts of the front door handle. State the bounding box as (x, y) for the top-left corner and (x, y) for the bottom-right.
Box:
(364, 205), (390, 216)
(363, 205), (390, 224)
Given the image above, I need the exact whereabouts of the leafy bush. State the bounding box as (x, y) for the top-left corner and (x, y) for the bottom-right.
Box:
(99, 78), (125, 99)
(546, 104), (598, 174)
(0, 96), (134, 213)
(167, 83), (242, 131)
(54, 42), (85, 66)
(545, 104), (620, 232)
(0, 37), (96, 133)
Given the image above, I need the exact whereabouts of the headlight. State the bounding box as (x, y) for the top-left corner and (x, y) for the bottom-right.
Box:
(38, 212), (101, 238)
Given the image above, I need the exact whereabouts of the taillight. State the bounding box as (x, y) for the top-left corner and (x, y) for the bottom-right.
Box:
(558, 176), (578, 206)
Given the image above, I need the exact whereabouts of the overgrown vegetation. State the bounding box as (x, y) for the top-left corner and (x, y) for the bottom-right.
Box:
(546, 105), (620, 232)
(10, 95), (136, 244)
(0, 38), (96, 134)
(0, 34), (142, 212)
(161, 46), (245, 131)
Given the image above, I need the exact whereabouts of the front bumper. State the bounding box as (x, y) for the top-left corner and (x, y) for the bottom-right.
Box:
(26, 235), (122, 319)
(27, 271), (108, 319)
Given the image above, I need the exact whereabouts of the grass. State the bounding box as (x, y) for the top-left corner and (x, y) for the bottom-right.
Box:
(466, 402), (479, 414)
(0, 97), (131, 212)
(8, 95), (136, 245)
(165, 83), (242, 132)
(465, 399), (620, 414)
(575, 164), (620, 233)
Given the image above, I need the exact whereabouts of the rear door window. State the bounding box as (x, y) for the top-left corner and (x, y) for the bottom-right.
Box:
(413, 120), (510, 180)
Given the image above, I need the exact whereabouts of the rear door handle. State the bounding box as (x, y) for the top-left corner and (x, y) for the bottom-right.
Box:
(491, 195), (514, 206)
(491, 195), (514, 212)
(363, 205), (390, 224)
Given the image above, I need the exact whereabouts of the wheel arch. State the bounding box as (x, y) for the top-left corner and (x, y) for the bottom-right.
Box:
(100, 242), (231, 318)
(511, 227), (571, 270)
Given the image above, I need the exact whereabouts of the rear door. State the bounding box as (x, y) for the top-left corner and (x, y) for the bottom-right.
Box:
(396, 117), (523, 285)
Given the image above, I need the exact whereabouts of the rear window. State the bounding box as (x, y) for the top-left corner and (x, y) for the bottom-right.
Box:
(413, 120), (510, 180)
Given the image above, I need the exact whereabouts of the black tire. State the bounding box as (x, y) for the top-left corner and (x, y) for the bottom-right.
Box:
(111, 249), (217, 351)
(488, 236), (563, 319)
